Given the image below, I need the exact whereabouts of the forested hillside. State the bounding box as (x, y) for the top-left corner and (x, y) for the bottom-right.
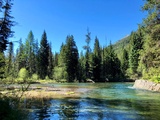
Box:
(0, 0), (160, 83)
(113, 36), (130, 61)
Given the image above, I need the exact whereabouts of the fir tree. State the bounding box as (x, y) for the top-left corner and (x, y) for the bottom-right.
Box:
(25, 31), (36, 76)
(92, 37), (101, 82)
(6, 41), (13, 77)
(65, 35), (78, 82)
(0, 0), (14, 79)
(38, 31), (49, 79)
(48, 43), (53, 79)
(139, 0), (160, 80)
(83, 29), (91, 79)
(129, 31), (143, 74)
(0, 0), (14, 52)
(16, 39), (26, 71)
(104, 42), (121, 81)
(121, 49), (129, 76)
(78, 51), (86, 82)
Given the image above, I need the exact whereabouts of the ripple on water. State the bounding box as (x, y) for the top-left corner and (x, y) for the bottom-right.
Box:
(28, 83), (160, 120)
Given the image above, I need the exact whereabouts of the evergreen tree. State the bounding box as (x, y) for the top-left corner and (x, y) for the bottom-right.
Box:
(101, 47), (106, 81)
(25, 31), (36, 76)
(0, 0), (14, 52)
(5, 41), (13, 77)
(83, 29), (91, 79)
(53, 52), (58, 67)
(88, 53), (94, 80)
(48, 43), (53, 79)
(78, 51), (86, 82)
(0, 0), (14, 79)
(129, 31), (143, 75)
(104, 43), (121, 81)
(16, 39), (26, 71)
(38, 31), (49, 79)
(54, 43), (68, 81)
(121, 49), (129, 76)
(0, 52), (5, 79)
(139, 0), (160, 80)
(34, 39), (39, 74)
(65, 35), (78, 82)
(92, 37), (101, 82)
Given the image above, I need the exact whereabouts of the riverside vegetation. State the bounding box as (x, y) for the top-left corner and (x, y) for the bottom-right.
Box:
(0, 0), (160, 119)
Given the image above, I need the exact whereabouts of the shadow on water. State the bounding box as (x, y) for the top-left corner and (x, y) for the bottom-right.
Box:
(27, 83), (160, 120)
(28, 98), (160, 120)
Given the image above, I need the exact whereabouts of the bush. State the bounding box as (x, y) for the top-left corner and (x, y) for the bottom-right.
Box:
(53, 66), (68, 82)
(18, 68), (28, 82)
(45, 75), (50, 80)
(32, 74), (39, 80)
(0, 95), (28, 120)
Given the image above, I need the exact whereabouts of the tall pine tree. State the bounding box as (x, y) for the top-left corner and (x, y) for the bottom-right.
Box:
(0, 0), (14, 79)
(65, 35), (78, 82)
(38, 31), (49, 79)
(0, 0), (14, 52)
(121, 48), (129, 76)
(129, 31), (143, 75)
(104, 42), (121, 81)
(25, 31), (36, 76)
(83, 29), (91, 79)
(139, 0), (160, 80)
(48, 43), (53, 79)
(92, 37), (101, 82)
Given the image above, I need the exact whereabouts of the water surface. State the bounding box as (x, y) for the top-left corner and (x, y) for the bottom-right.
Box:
(29, 83), (160, 120)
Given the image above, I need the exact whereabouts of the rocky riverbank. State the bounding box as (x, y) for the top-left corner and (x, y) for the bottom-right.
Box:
(133, 80), (160, 92)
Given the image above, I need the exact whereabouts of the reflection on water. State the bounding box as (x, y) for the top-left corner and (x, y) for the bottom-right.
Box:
(28, 83), (160, 120)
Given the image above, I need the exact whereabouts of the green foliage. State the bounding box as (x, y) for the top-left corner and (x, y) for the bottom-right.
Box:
(56, 35), (78, 82)
(113, 36), (130, 57)
(53, 66), (67, 82)
(5, 42), (14, 77)
(16, 39), (26, 70)
(65, 35), (79, 82)
(0, 0), (15, 52)
(103, 43), (122, 81)
(121, 49), (129, 76)
(142, 67), (160, 83)
(83, 29), (91, 79)
(92, 37), (102, 82)
(0, 97), (27, 120)
(48, 43), (53, 79)
(31, 73), (39, 80)
(78, 52), (86, 81)
(137, 0), (160, 81)
(25, 31), (37, 77)
(129, 30), (143, 75)
(18, 68), (28, 82)
(2, 0), (160, 83)
(0, 0), (15, 80)
(38, 31), (49, 79)
(0, 52), (5, 79)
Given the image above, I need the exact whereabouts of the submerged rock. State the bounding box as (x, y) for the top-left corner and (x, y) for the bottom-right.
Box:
(133, 80), (160, 92)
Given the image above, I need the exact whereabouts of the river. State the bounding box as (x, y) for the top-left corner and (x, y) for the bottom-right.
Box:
(28, 83), (160, 120)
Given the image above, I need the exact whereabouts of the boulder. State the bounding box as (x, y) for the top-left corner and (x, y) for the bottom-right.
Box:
(133, 80), (160, 92)
(86, 79), (95, 83)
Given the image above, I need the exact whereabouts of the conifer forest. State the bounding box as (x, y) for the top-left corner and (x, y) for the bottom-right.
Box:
(0, 0), (160, 83)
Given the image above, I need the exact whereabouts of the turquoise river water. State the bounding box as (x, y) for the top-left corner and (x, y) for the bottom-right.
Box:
(28, 83), (160, 120)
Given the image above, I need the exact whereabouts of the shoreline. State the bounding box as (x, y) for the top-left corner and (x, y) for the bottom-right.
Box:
(0, 85), (90, 99)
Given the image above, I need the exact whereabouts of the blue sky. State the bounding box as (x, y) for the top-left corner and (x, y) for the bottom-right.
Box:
(11, 0), (146, 53)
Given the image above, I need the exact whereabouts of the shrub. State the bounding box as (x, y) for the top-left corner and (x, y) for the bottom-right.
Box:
(32, 74), (39, 80)
(18, 68), (28, 82)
